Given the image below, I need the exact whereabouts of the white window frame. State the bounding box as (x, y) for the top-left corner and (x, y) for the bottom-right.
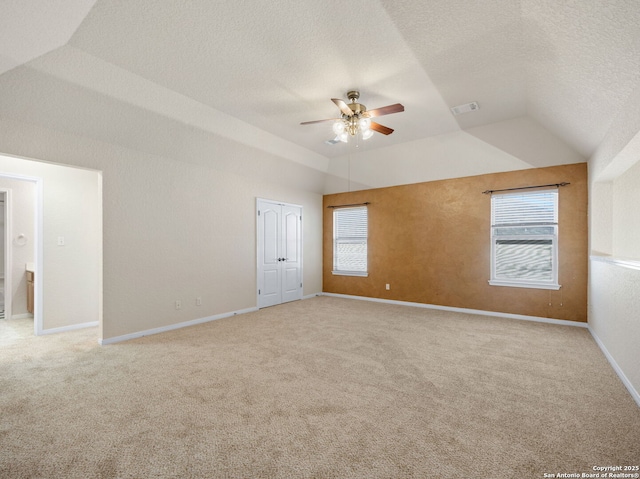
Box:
(489, 189), (560, 290)
(332, 206), (368, 277)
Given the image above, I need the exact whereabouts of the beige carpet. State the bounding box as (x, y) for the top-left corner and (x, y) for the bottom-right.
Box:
(1, 296), (639, 478)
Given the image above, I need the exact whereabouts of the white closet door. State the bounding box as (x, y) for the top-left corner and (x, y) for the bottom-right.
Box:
(257, 199), (302, 308)
(257, 201), (281, 308)
(281, 204), (302, 304)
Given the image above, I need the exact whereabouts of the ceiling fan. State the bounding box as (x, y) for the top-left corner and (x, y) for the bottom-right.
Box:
(301, 90), (404, 143)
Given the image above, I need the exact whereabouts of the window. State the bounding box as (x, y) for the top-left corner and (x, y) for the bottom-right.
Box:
(489, 189), (560, 290)
(333, 206), (368, 276)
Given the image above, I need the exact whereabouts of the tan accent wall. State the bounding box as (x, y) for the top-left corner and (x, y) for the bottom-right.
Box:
(323, 163), (588, 322)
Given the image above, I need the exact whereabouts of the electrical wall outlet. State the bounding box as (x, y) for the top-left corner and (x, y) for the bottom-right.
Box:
(175, 300), (182, 310)
(386, 284), (390, 290)
(57, 236), (65, 246)
(196, 297), (202, 306)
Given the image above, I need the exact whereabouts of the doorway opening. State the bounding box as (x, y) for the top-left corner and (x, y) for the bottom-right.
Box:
(0, 153), (101, 338)
(0, 174), (39, 334)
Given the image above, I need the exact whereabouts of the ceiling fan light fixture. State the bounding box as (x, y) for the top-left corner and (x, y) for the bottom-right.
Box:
(301, 90), (404, 144)
(359, 117), (371, 130)
(361, 128), (374, 140)
(359, 117), (373, 140)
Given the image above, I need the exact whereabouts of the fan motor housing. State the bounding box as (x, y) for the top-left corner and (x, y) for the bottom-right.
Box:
(346, 90), (367, 116)
(346, 90), (360, 101)
(347, 103), (367, 116)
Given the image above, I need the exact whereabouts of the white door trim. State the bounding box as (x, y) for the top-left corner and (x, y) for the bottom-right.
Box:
(0, 188), (12, 322)
(0, 172), (43, 335)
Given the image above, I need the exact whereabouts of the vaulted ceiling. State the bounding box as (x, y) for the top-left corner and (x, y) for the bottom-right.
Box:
(1, 1), (639, 190)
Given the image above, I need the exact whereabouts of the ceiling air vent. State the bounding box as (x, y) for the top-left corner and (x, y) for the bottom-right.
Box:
(451, 101), (479, 116)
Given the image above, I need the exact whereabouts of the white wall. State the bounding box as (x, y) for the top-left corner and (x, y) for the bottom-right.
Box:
(0, 177), (35, 316)
(589, 160), (640, 398)
(0, 116), (323, 341)
(0, 193), (4, 280)
(612, 159), (640, 259)
(324, 117), (584, 193)
(589, 258), (640, 399)
(589, 181), (613, 255)
(0, 155), (101, 330)
(588, 84), (640, 405)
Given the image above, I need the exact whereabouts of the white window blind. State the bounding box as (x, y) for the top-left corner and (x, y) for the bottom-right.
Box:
(333, 206), (368, 276)
(490, 189), (560, 289)
(492, 190), (558, 226)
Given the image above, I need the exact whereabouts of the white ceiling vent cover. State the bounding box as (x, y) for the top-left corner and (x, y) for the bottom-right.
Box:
(451, 101), (480, 116)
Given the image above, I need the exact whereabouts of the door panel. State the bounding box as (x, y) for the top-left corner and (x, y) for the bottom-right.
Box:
(257, 203), (282, 308)
(281, 205), (301, 304)
(263, 270), (279, 294)
(263, 209), (279, 264)
(283, 267), (299, 296)
(284, 211), (298, 262)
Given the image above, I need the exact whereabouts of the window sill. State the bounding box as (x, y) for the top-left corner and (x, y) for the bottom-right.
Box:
(489, 279), (561, 290)
(332, 271), (369, 277)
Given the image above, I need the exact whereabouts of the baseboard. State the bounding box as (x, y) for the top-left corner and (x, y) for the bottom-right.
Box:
(320, 292), (589, 328)
(39, 321), (99, 335)
(588, 328), (640, 408)
(99, 307), (259, 345)
(100, 295), (322, 345)
(11, 313), (34, 320)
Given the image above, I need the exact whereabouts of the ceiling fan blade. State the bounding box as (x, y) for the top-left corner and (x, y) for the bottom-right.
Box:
(365, 103), (405, 118)
(300, 118), (339, 125)
(332, 98), (354, 117)
(370, 121), (394, 135)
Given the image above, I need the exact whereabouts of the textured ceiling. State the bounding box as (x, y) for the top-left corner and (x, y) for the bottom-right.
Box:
(1, 0), (639, 180)
(0, 0), (96, 75)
